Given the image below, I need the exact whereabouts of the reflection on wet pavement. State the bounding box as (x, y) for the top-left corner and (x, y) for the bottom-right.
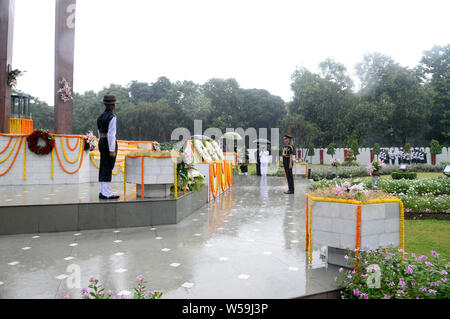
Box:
(0, 176), (340, 299)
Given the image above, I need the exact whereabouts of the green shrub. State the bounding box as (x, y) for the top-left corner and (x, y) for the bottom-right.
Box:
(440, 161), (450, 165)
(327, 143), (336, 157)
(430, 139), (442, 155)
(373, 143), (381, 158)
(341, 161), (360, 167)
(392, 172), (417, 180)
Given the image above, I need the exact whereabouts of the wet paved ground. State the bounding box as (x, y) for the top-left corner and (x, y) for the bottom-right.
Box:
(0, 176), (340, 299)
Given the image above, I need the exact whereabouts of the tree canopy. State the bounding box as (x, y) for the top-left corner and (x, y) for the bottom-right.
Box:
(28, 44), (449, 148)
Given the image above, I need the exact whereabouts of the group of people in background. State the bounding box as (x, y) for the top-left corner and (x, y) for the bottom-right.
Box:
(379, 148), (428, 165)
(239, 144), (270, 176)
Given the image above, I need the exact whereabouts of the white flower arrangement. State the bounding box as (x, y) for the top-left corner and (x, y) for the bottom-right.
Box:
(194, 140), (212, 162)
(205, 141), (220, 161)
(211, 140), (225, 160)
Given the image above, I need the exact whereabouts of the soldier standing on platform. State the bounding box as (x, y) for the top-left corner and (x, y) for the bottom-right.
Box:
(97, 94), (120, 199)
(282, 135), (294, 194)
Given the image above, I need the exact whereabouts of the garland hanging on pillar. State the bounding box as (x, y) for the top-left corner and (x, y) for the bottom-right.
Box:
(57, 77), (73, 102)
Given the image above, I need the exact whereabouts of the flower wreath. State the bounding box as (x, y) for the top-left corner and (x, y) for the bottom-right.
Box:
(27, 129), (55, 155)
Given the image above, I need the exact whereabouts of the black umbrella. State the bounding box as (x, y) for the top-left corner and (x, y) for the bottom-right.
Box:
(252, 138), (271, 144)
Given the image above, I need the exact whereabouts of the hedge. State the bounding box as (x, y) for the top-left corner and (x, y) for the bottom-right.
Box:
(392, 172), (417, 180)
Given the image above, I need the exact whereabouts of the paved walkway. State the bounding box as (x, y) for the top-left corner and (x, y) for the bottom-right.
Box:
(0, 175), (340, 299)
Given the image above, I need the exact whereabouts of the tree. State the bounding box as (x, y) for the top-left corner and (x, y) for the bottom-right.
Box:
(418, 45), (450, 145)
(404, 143), (411, 153)
(355, 52), (396, 94)
(308, 143), (315, 163)
(202, 78), (243, 130)
(430, 139), (442, 155)
(327, 142), (336, 158)
(373, 143), (381, 160)
(350, 139), (360, 157)
(319, 58), (354, 90)
(289, 65), (356, 146)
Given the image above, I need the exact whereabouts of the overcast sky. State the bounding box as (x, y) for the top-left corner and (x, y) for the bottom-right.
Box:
(12, 0), (450, 105)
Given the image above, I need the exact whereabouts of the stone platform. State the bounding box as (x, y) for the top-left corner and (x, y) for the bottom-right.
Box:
(0, 183), (208, 235)
(0, 176), (341, 299)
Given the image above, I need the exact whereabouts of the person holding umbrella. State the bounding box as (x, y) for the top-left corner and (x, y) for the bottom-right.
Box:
(260, 145), (269, 176)
(282, 134), (295, 194)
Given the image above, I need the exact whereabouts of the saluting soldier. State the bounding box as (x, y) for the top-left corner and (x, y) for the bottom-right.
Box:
(282, 135), (294, 194)
(97, 94), (120, 199)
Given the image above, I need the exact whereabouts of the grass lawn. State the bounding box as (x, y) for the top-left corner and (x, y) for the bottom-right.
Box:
(405, 220), (450, 262)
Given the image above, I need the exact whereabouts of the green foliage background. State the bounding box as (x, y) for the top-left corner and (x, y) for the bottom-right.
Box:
(27, 45), (450, 148)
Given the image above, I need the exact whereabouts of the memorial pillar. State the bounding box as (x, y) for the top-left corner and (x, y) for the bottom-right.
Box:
(0, 0), (14, 133)
(54, 0), (76, 134)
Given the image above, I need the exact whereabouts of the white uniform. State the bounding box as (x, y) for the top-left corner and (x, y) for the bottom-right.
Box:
(259, 150), (269, 176)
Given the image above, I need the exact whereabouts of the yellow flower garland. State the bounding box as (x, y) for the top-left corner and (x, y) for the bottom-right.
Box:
(60, 137), (83, 164)
(0, 136), (19, 163)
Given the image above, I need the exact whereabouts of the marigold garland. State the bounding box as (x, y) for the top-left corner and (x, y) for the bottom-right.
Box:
(66, 137), (79, 151)
(61, 137), (83, 164)
(0, 137), (23, 176)
(53, 139), (85, 174)
(305, 195), (309, 251)
(0, 136), (13, 154)
(27, 129), (55, 155)
(0, 136), (19, 163)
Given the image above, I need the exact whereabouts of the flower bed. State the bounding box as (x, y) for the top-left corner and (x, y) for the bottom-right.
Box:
(337, 245), (449, 299)
(310, 164), (446, 180)
(62, 275), (163, 299)
(311, 178), (450, 214)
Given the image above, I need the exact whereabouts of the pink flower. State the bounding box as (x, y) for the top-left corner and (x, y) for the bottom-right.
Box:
(431, 251), (439, 257)
(397, 290), (404, 295)
(148, 291), (155, 297)
(61, 294), (69, 299)
(407, 267), (413, 274)
(361, 293), (369, 299)
(425, 262), (432, 267)
(420, 286), (426, 292)
(137, 275), (145, 281)
(441, 270), (447, 275)
(441, 278), (447, 282)
(353, 288), (360, 296)
(428, 289), (437, 294)
(338, 267), (343, 272)
(383, 295), (391, 299)
(389, 281), (395, 286)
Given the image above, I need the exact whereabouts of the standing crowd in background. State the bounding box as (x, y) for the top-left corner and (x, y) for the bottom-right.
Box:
(379, 148), (427, 165)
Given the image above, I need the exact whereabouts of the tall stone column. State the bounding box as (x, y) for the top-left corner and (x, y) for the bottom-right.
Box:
(54, 0), (76, 134)
(0, 0), (14, 133)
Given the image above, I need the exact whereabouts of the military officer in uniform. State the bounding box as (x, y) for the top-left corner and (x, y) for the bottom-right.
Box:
(97, 94), (120, 199)
(282, 135), (294, 194)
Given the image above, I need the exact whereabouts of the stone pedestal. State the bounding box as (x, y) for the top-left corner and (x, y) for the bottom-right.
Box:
(309, 200), (401, 268)
(136, 183), (170, 198)
(126, 156), (175, 199)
